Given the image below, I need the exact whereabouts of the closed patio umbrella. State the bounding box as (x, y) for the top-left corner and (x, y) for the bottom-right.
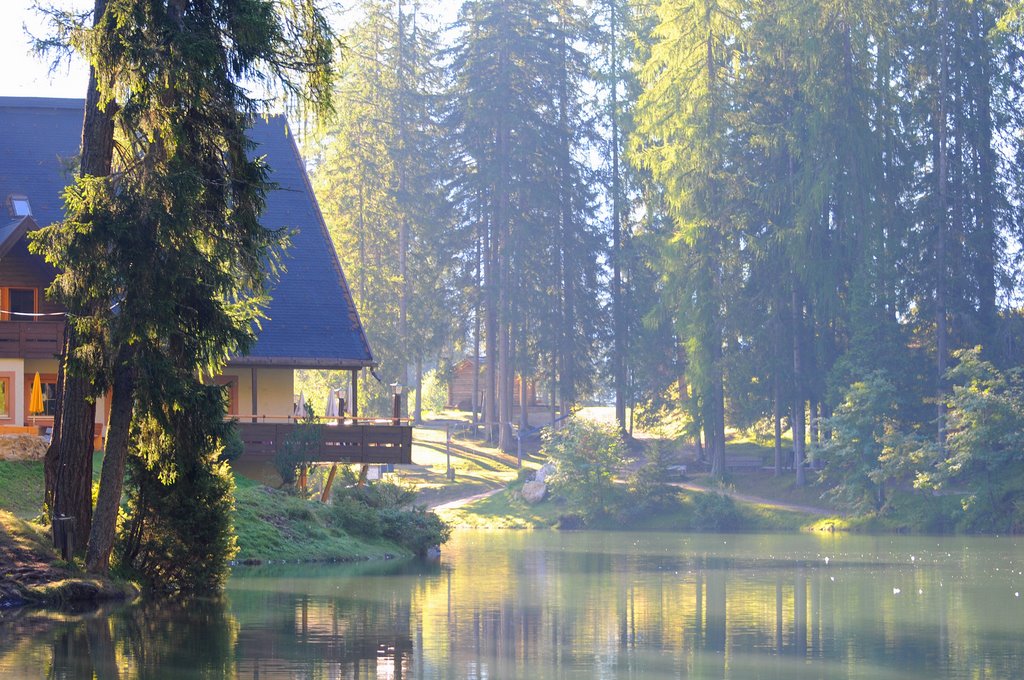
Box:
(29, 372), (44, 425)
(292, 391), (306, 420)
(324, 388), (339, 421)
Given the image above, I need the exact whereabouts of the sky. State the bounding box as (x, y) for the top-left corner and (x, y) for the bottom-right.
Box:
(0, 0), (463, 101)
(1, 0), (89, 99)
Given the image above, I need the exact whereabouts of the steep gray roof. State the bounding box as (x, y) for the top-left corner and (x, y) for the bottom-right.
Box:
(0, 97), (372, 369)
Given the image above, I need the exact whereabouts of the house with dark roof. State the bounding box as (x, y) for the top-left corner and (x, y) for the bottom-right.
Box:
(0, 97), (409, 464)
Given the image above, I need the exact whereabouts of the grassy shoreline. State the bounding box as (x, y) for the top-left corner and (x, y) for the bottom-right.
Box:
(0, 458), (419, 610)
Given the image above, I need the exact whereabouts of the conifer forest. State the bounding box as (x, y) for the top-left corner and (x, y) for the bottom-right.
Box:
(305, 0), (1024, 528)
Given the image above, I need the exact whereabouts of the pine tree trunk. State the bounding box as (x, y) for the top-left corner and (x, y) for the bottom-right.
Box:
(49, 0), (114, 553)
(610, 0), (626, 436)
(414, 356), (422, 424)
(792, 283), (806, 487)
(472, 215), (482, 433)
(85, 347), (134, 574)
(396, 0), (410, 392)
(933, 0), (950, 446)
(773, 375), (783, 477)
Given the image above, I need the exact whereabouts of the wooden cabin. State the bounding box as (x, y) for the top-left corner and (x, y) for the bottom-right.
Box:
(0, 97), (410, 465)
(447, 358), (542, 411)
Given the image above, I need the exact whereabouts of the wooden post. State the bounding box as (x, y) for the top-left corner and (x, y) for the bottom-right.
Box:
(350, 369), (359, 417)
(250, 367), (258, 423)
(321, 464), (338, 503)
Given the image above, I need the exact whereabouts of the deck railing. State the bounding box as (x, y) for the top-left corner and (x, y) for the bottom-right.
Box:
(0, 320), (64, 359)
(235, 420), (412, 465)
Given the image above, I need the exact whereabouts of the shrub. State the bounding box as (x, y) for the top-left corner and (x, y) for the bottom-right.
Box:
(627, 444), (680, 514)
(275, 407), (320, 487)
(329, 495), (384, 538)
(218, 423), (245, 463)
(380, 507), (451, 556)
(116, 387), (237, 595)
(691, 492), (743, 532)
(543, 417), (626, 521)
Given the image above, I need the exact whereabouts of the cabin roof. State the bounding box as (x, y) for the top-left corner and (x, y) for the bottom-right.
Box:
(0, 97), (373, 369)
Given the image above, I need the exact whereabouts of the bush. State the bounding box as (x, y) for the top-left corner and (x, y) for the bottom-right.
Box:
(543, 417), (626, 521)
(116, 387), (237, 595)
(274, 407), (320, 487)
(627, 445), (680, 514)
(218, 423), (245, 463)
(329, 495), (384, 538)
(380, 507), (451, 556)
(691, 492), (743, 532)
(347, 478), (418, 509)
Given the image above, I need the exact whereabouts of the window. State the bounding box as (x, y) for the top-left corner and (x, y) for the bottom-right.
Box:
(25, 375), (57, 419)
(1, 288), (37, 321)
(40, 380), (57, 417)
(0, 377), (9, 419)
(7, 194), (31, 217)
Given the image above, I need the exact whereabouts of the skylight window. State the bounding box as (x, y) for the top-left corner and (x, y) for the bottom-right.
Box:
(7, 194), (31, 217)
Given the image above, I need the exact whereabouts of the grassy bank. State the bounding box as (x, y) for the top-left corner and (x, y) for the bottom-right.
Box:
(0, 457), (429, 608)
(436, 481), (814, 532)
(232, 476), (409, 562)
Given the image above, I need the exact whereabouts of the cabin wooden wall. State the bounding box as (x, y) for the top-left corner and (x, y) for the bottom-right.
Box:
(447, 360), (540, 410)
(0, 237), (64, 315)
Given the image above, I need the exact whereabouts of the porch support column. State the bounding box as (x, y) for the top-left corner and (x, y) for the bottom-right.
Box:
(350, 369), (359, 418)
(250, 367), (258, 423)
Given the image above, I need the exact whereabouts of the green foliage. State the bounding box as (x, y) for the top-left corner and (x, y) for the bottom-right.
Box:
(378, 507), (451, 557)
(274, 407), (321, 488)
(329, 495), (385, 538)
(218, 424), (245, 463)
(543, 418), (627, 521)
(690, 492), (743, 533)
(917, 349), (1024, 532)
(115, 388), (238, 596)
(623, 444), (682, 518)
(419, 369), (449, 414)
(327, 479), (449, 556)
(818, 373), (925, 515)
(348, 478), (419, 510)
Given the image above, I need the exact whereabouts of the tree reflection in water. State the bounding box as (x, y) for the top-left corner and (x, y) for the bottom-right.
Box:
(3, 532), (1024, 679)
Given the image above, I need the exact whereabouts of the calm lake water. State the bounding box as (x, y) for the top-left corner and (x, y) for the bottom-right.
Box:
(2, 530), (1024, 679)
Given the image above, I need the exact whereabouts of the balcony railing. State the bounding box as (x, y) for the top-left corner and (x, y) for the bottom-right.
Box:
(0, 320), (64, 359)
(235, 420), (412, 465)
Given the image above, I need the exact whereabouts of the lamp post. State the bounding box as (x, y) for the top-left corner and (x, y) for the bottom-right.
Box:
(391, 382), (403, 426)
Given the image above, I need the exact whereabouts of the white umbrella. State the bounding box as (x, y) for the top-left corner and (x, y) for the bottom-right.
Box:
(292, 391), (306, 419)
(324, 388), (339, 420)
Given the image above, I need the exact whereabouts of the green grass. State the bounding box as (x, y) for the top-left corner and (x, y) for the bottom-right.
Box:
(0, 461), (45, 519)
(437, 487), (562, 529)
(439, 481), (816, 533)
(231, 475), (409, 562)
(0, 452), (105, 521)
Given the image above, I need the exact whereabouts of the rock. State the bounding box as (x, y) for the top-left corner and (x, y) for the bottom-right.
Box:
(521, 480), (547, 504)
(534, 462), (556, 484)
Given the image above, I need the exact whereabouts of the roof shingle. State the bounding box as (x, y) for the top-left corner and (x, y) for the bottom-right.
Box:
(0, 97), (372, 368)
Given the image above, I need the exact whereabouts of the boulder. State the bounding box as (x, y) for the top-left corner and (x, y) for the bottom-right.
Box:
(521, 480), (547, 504)
(534, 462), (556, 484)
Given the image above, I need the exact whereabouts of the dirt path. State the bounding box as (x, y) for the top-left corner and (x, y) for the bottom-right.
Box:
(669, 481), (832, 516)
(429, 488), (502, 512)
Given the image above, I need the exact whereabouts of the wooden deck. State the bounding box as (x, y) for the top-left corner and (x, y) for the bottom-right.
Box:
(236, 421), (412, 465)
(0, 320), (64, 359)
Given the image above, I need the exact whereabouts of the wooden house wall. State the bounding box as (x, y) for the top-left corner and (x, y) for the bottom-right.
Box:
(1, 237), (64, 315)
(447, 360), (541, 410)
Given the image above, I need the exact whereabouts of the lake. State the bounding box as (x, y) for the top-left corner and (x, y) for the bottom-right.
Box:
(2, 530), (1023, 678)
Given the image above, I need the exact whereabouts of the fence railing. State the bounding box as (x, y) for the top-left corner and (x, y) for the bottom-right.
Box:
(235, 421), (412, 465)
(0, 320), (63, 359)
